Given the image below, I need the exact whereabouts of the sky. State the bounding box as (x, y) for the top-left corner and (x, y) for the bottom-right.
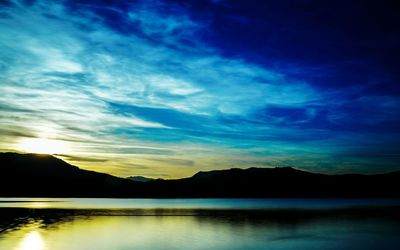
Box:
(0, 0), (399, 178)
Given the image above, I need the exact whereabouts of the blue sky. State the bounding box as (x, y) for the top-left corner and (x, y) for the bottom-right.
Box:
(0, 0), (399, 177)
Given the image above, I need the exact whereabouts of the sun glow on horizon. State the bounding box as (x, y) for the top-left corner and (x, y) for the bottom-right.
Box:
(17, 138), (70, 155)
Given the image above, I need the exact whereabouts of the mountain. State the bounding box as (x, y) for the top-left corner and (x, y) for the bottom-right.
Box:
(127, 176), (157, 182)
(145, 167), (400, 198)
(0, 152), (145, 197)
(1, 152), (399, 198)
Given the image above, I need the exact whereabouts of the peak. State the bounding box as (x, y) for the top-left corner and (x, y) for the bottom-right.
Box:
(0, 152), (78, 169)
(127, 176), (155, 182)
(1, 152), (55, 158)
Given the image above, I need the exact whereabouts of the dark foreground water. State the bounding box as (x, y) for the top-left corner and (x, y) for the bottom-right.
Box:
(0, 198), (399, 250)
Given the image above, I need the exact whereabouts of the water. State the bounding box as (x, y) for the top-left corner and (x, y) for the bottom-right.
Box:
(1, 197), (400, 209)
(0, 198), (399, 250)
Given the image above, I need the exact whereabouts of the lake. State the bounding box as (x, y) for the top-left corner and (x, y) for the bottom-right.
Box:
(0, 198), (399, 250)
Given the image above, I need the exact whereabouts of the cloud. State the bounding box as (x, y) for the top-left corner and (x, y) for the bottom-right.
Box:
(0, 0), (399, 177)
(55, 154), (109, 163)
(146, 157), (195, 167)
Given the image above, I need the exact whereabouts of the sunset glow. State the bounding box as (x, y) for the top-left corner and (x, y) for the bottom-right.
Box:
(0, 0), (399, 178)
(18, 138), (70, 155)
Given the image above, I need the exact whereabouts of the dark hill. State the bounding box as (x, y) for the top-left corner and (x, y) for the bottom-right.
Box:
(0, 152), (144, 197)
(1, 152), (399, 198)
(146, 167), (400, 198)
(127, 176), (156, 182)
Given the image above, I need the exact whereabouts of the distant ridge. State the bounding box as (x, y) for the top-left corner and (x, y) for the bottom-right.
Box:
(127, 176), (157, 182)
(0, 152), (143, 197)
(0, 152), (399, 198)
(147, 166), (400, 198)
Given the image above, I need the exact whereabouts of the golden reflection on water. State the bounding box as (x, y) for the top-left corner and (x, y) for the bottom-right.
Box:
(1, 214), (240, 250)
(28, 202), (51, 209)
(1, 207), (400, 250)
(15, 231), (46, 250)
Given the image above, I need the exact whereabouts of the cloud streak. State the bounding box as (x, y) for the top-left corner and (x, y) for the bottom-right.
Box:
(0, 0), (399, 177)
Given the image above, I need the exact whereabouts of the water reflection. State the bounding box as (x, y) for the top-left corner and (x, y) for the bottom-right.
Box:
(1, 198), (400, 210)
(16, 231), (46, 250)
(1, 208), (400, 250)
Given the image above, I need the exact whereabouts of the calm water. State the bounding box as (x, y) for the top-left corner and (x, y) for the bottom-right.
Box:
(0, 198), (399, 250)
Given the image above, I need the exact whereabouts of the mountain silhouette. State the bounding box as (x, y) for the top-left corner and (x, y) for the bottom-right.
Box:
(0, 152), (143, 197)
(145, 167), (400, 198)
(127, 176), (157, 182)
(1, 152), (399, 198)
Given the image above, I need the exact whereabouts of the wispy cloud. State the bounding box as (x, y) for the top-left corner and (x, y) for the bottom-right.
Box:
(0, 0), (399, 177)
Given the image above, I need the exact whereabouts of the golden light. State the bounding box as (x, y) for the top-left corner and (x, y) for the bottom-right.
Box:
(16, 231), (47, 250)
(18, 138), (70, 154)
